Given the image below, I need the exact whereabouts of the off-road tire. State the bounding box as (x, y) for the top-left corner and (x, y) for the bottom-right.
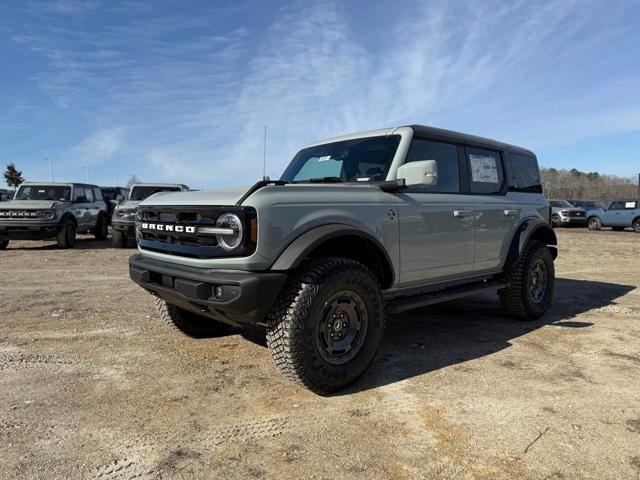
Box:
(587, 216), (601, 231)
(154, 297), (228, 338)
(266, 257), (385, 395)
(0, 239), (8, 250)
(499, 241), (555, 320)
(112, 229), (127, 248)
(551, 215), (560, 228)
(56, 218), (76, 249)
(633, 218), (640, 234)
(94, 213), (108, 240)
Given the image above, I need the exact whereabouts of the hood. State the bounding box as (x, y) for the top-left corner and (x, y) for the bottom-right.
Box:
(116, 199), (142, 210)
(139, 189), (247, 207)
(0, 199), (62, 210)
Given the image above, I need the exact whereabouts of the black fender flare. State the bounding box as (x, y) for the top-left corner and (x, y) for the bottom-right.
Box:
(270, 224), (395, 285)
(504, 219), (557, 269)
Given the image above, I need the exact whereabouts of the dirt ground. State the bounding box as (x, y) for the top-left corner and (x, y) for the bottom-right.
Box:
(0, 229), (639, 480)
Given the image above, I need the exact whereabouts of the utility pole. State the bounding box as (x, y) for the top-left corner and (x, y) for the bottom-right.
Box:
(262, 125), (268, 180)
(46, 156), (54, 181)
(85, 159), (90, 183)
(637, 173), (640, 201)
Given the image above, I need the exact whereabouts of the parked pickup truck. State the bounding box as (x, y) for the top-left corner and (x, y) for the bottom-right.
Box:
(128, 125), (558, 394)
(587, 200), (640, 233)
(111, 183), (189, 247)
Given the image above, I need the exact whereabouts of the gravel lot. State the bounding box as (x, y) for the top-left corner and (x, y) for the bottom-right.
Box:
(0, 229), (639, 479)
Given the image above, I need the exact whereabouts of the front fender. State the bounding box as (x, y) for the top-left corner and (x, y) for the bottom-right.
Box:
(270, 224), (394, 275)
(504, 219), (557, 269)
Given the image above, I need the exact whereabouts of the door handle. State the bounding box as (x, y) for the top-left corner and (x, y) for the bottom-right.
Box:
(503, 209), (520, 216)
(453, 210), (474, 218)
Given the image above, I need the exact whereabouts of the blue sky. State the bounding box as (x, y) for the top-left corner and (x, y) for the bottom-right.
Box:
(0, 0), (639, 189)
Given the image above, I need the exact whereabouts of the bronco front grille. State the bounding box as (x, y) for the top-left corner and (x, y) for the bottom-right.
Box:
(135, 206), (256, 259)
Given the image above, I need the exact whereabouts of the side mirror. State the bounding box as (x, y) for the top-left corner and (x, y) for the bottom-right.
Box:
(116, 195), (124, 203)
(396, 160), (438, 187)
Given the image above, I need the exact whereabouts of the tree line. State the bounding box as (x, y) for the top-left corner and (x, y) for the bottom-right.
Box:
(540, 168), (639, 203)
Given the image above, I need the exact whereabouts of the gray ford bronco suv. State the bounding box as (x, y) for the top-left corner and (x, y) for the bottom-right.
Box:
(0, 182), (108, 249)
(112, 183), (189, 247)
(129, 125), (557, 394)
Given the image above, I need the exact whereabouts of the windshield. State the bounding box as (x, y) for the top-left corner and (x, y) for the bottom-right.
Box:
(130, 186), (181, 201)
(550, 200), (572, 208)
(15, 185), (71, 201)
(101, 188), (123, 201)
(280, 135), (401, 183)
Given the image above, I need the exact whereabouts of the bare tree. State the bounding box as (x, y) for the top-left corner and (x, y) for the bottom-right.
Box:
(541, 168), (637, 203)
(126, 175), (141, 189)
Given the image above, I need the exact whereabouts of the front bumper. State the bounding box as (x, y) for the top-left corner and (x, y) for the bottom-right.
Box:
(112, 220), (135, 236)
(129, 254), (287, 326)
(559, 216), (587, 226)
(0, 221), (62, 240)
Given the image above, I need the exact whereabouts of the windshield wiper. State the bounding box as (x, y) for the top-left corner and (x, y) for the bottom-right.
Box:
(302, 177), (341, 183)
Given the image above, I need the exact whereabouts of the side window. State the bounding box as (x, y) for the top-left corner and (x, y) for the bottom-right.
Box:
(85, 187), (94, 202)
(624, 201), (637, 209)
(405, 139), (460, 193)
(609, 201), (623, 210)
(93, 187), (103, 202)
(73, 187), (86, 201)
(507, 153), (542, 193)
(466, 147), (505, 195)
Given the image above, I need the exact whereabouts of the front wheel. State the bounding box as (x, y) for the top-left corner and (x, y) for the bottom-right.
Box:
(551, 215), (560, 228)
(56, 218), (76, 249)
(266, 257), (385, 395)
(111, 229), (127, 248)
(94, 214), (108, 240)
(587, 216), (601, 231)
(499, 241), (555, 320)
(633, 218), (640, 234)
(154, 297), (229, 338)
(0, 239), (8, 250)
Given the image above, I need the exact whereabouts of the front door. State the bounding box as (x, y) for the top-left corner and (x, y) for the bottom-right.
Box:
(397, 138), (475, 286)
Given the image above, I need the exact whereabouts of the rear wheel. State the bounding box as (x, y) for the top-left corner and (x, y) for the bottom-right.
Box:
(266, 257), (385, 394)
(111, 229), (127, 248)
(587, 216), (601, 231)
(633, 218), (640, 234)
(0, 239), (8, 250)
(499, 241), (555, 320)
(56, 218), (76, 249)
(155, 297), (229, 338)
(94, 214), (108, 240)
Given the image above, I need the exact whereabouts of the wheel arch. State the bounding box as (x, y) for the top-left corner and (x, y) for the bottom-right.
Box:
(60, 212), (77, 226)
(270, 224), (395, 289)
(504, 219), (557, 269)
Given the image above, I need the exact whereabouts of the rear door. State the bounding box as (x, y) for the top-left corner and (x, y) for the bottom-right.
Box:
(463, 147), (519, 272)
(397, 138), (475, 285)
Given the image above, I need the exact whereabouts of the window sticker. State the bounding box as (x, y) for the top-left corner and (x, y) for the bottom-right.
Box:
(470, 154), (499, 183)
(625, 201), (637, 209)
(318, 155), (332, 162)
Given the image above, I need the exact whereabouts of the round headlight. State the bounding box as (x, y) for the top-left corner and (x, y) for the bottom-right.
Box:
(215, 213), (243, 251)
(44, 209), (56, 219)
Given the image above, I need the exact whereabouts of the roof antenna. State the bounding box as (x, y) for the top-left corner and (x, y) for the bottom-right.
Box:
(262, 125), (269, 181)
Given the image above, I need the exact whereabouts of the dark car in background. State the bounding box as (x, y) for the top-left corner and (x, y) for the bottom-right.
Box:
(0, 189), (13, 201)
(100, 186), (129, 225)
(549, 199), (587, 228)
(567, 199), (606, 211)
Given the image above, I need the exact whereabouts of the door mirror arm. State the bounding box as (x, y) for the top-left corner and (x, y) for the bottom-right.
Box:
(378, 179), (406, 192)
